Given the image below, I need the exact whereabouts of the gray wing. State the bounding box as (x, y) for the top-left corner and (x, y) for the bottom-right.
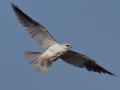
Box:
(11, 3), (57, 49)
(61, 50), (115, 76)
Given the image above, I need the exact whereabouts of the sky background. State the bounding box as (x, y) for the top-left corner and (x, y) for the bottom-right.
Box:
(0, 0), (120, 90)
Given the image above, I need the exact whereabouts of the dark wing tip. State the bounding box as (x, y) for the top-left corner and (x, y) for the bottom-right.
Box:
(107, 72), (116, 76)
(11, 3), (40, 27)
(105, 71), (116, 76)
(85, 60), (116, 76)
(11, 2), (18, 9)
(10, 2), (28, 26)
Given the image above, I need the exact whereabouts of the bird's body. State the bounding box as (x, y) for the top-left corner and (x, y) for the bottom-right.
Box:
(11, 3), (115, 76)
(43, 43), (71, 62)
(25, 43), (71, 74)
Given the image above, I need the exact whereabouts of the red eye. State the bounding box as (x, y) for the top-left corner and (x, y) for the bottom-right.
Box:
(66, 44), (69, 47)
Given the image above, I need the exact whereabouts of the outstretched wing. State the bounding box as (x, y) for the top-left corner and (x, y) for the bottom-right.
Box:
(61, 50), (115, 76)
(11, 3), (57, 49)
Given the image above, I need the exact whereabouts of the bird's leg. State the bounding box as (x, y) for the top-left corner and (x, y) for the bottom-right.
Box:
(45, 54), (51, 62)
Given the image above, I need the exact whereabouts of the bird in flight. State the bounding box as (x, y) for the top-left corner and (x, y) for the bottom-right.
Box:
(11, 3), (115, 76)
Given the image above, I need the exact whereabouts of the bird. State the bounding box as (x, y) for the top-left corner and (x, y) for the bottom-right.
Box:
(11, 3), (115, 76)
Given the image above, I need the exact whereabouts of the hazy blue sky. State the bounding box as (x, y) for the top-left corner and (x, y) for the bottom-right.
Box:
(0, 0), (120, 90)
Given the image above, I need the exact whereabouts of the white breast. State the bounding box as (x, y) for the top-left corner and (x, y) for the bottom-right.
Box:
(45, 44), (66, 62)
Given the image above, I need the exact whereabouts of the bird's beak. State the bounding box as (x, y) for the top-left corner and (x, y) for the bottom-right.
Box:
(70, 46), (72, 48)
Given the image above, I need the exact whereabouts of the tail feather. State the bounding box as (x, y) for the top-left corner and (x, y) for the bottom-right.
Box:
(24, 51), (52, 75)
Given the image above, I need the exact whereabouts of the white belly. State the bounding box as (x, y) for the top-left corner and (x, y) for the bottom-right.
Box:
(45, 50), (64, 62)
(45, 44), (67, 62)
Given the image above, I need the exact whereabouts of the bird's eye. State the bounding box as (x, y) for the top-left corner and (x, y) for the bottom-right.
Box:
(66, 44), (70, 47)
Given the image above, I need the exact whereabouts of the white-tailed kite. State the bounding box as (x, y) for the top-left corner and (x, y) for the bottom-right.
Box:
(11, 3), (115, 76)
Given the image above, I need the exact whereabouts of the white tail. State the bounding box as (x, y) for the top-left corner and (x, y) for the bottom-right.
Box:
(24, 51), (52, 75)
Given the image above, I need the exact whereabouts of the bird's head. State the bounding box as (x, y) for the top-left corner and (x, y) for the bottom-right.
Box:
(61, 44), (72, 50)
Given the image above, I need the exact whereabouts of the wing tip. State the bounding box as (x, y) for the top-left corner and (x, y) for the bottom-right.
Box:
(109, 73), (117, 77)
(102, 72), (116, 76)
(10, 2), (18, 8)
